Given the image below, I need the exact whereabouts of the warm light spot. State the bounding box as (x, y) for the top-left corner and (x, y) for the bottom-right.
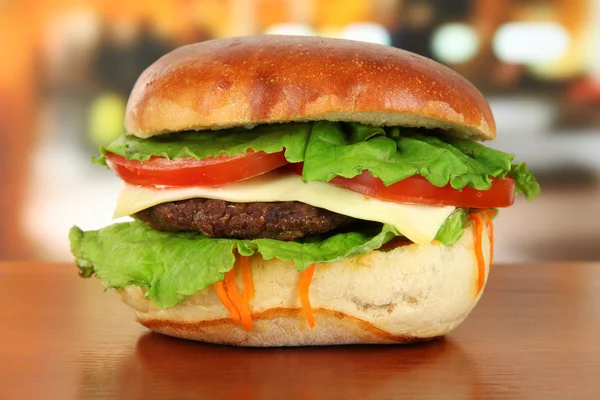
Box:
(493, 22), (570, 64)
(339, 22), (391, 45)
(264, 23), (315, 36)
(431, 23), (480, 64)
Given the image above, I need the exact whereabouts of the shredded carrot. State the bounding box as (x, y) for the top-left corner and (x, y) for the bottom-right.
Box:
(485, 211), (495, 268)
(213, 253), (255, 331)
(469, 213), (486, 295)
(486, 208), (499, 219)
(299, 264), (316, 329)
(224, 265), (253, 332)
(240, 255), (254, 302)
(214, 280), (241, 324)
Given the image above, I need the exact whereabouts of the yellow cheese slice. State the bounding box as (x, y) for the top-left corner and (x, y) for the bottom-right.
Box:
(114, 171), (455, 245)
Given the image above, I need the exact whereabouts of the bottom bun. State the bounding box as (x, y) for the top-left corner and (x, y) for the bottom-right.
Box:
(119, 224), (491, 346)
(140, 308), (441, 346)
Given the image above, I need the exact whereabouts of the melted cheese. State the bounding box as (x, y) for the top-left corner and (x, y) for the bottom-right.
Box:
(114, 171), (455, 245)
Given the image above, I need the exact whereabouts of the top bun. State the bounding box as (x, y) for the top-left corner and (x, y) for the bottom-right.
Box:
(125, 35), (495, 141)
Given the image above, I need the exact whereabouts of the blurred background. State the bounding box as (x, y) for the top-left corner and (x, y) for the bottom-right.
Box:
(1, 0), (599, 262)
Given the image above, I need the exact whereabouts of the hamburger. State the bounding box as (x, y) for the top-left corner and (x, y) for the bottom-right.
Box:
(69, 35), (539, 346)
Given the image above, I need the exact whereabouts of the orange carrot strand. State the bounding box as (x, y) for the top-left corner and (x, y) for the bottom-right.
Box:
(485, 212), (495, 268)
(469, 213), (486, 295)
(299, 264), (316, 329)
(214, 280), (241, 324)
(224, 266), (253, 332)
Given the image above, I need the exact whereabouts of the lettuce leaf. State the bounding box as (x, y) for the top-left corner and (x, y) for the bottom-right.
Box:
(254, 223), (401, 268)
(434, 208), (468, 245)
(94, 121), (539, 196)
(301, 122), (516, 191)
(92, 123), (311, 166)
(69, 221), (403, 309)
(508, 162), (541, 200)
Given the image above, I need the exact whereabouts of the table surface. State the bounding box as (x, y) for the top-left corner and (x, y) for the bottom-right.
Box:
(1, 262), (599, 399)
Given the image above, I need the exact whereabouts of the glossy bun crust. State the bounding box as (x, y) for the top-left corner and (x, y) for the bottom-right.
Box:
(118, 224), (491, 347)
(125, 35), (495, 140)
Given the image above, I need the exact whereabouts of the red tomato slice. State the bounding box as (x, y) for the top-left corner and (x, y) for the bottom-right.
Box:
(105, 150), (288, 187)
(288, 163), (515, 208)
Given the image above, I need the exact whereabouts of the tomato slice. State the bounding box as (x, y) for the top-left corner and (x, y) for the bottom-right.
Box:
(105, 151), (288, 187)
(288, 163), (515, 208)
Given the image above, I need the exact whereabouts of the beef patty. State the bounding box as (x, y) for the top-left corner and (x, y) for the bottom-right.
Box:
(135, 198), (355, 241)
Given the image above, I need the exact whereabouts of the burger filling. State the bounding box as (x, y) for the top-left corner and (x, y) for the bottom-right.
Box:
(135, 198), (355, 240)
(70, 121), (540, 329)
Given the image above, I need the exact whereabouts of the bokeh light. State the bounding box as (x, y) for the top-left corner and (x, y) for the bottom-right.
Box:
(493, 22), (570, 64)
(339, 22), (391, 45)
(431, 23), (480, 64)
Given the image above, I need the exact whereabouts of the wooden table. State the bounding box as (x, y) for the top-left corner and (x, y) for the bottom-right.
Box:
(1, 262), (599, 399)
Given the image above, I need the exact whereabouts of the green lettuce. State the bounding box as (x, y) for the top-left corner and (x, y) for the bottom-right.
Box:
(434, 209), (469, 245)
(508, 162), (541, 200)
(92, 123), (311, 165)
(301, 122), (537, 193)
(69, 221), (405, 309)
(94, 121), (539, 197)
